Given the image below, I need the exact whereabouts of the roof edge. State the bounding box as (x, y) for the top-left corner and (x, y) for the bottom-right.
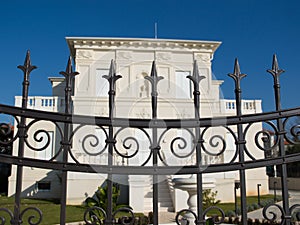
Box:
(65, 37), (222, 58)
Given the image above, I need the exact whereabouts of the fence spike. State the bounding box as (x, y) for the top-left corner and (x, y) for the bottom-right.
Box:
(272, 54), (279, 72)
(187, 60), (205, 88)
(267, 54), (285, 78)
(17, 50), (37, 74)
(228, 58), (246, 88)
(66, 56), (73, 74)
(234, 58), (241, 75)
(59, 56), (79, 78)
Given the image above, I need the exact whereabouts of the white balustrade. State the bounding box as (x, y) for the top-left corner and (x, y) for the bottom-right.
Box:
(15, 96), (62, 112)
(220, 99), (262, 114)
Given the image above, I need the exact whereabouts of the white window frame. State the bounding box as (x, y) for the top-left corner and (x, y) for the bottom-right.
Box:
(175, 71), (192, 98)
(96, 69), (110, 97)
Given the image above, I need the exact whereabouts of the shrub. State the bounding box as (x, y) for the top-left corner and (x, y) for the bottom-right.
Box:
(260, 200), (268, 207)
(247, 205), (254, 212)
(225, 210), (236, 217)
(134, 215), (149, 225)
(203, 189), (221, 209)
(148, 212), (153, 225)
(85, 180), (132, 224)
(275, 196), (282, 202)
(252, 203), (260, 210)
(236, 207), (241, 215)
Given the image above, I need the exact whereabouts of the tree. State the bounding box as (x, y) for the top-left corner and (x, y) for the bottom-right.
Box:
(0, 123), (13, 195)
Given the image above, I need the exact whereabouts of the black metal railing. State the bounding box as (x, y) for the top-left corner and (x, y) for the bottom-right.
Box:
(0, 51), (299, 225)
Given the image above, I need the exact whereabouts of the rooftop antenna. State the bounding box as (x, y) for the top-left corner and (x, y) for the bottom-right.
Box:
(154, 22), (158, 61)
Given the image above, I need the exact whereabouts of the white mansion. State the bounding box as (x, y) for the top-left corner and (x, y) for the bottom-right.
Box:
(9, 37), (268, 213)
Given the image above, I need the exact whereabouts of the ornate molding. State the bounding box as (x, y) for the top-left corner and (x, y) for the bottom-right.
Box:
(194, 53), (212, 63)
(117, 51), (132, 60)
(156, 52), (172, 61)
(100, 107), (108, 116)
(136, 108), (150, 118)
(176, 109), (192, 119)
(76, 50), (94, 59)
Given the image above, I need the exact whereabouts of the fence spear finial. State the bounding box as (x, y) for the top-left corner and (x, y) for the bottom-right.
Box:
(60, 56), (79, 79)
(228, 58), (246, 85)
(267, 54), (285, 111)
(24, 50), (31, 68)
(145, 61), (164, 93)
(272, 54), (279, 72)
(267, 54), (285, 78)
(66, 56), (73, 74)
(233, 58), (241, 75)
(103, 59), (122, 83)
(18, 50), (37, 74)
(187, 60), (205, 90)
(151, 61), (158, 78)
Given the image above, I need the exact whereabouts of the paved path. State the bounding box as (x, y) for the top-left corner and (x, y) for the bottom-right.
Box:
(159, 190), (300, 224)
(247, 190), (300, 220)
(159, 212), (177, 224)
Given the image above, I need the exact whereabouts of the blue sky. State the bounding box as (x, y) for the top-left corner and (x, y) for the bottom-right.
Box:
(0, 0), (299, 115)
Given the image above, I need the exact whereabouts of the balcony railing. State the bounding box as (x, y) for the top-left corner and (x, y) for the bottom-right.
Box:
(15, 96), (64, 112)
(15, 96), (262, 116)
(220, 99), (262, 114)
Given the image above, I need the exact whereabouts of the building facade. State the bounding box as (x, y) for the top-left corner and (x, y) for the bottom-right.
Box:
(9, 37), (268, 213)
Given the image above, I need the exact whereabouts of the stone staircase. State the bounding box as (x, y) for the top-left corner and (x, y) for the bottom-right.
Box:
(143, 175), (175, 212)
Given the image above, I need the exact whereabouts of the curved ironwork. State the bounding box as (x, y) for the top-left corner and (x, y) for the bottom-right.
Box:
(113, 127), (152, 163)
(2, 103), (300, 129)
(201, 127), (227, 158)
(112, 207), (135, 225)
(0, 207), (42, 225)
(19, 207), (42, 225)
(0, 122), (17, 146)
(158, 128), (197, 163)
(0, 208), (13, 225)
(262, 203), (285, 224)
(175, 209), (198, 225)
(253, 121), (279, 152)
(0, 52), (300, 225)
(71, 124), (109, 157)
(84, 206), (107, 225)
(203, 206), (225, 224)
(290, 204), (300, 222)
(283, 116), (300, 144)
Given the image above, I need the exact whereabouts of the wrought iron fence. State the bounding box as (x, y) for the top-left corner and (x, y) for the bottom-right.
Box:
(0, 51), (299, 225)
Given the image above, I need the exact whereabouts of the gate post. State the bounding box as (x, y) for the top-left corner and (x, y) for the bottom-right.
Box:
(267, 55), (291, 225)
(12, 51), (37, 225)
(59, 57), (79, 225)
(228, 59), (248, 225)
(145, 61), (163, 225)
(187, 60), (206, 225)
(103, 60), (122, 225)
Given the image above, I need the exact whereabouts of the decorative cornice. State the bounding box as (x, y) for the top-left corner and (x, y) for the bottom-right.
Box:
(66, 37), (221, 58)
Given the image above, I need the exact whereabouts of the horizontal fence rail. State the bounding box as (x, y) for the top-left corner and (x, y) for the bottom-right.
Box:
(0, 51), (299, 225)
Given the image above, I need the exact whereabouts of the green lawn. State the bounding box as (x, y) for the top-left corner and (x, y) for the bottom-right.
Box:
(0, 197), (86, 225)
(0, 195), (277, 224)
(205, 194), (278, 216)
